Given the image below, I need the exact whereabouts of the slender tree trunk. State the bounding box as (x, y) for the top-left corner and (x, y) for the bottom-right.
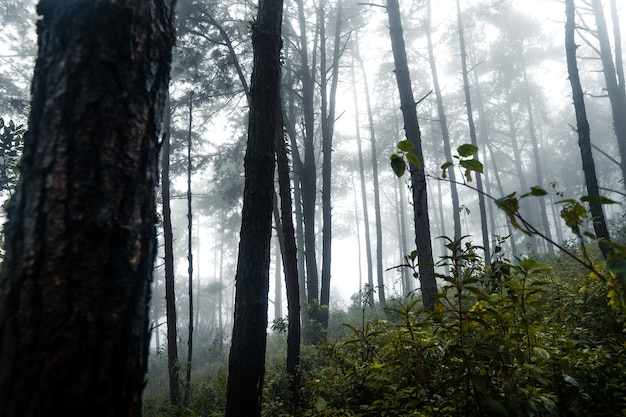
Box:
(426, 0), (461, 241)
(295, 0), (320, 309)
(386, 0), (437, 310)
(456, 0), (490, 264)
(350, 52), (375, 306)
(275, 113), (302, 404)
(521, 59), (554, 254)
(591, 0), (626, 186)
(162, 92), (181, 407)
(354, 32), (385, 306)
(565, 0), (613, 259)
(224, 0), (283, 414)
(184, 91), (194, 407)
(0, 1), (175, 415)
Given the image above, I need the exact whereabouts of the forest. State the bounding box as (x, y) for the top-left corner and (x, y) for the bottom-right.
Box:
(0, 0), (625, 416)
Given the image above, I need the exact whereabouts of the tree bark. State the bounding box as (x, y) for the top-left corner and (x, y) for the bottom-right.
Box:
(224, 0), (283, 414)
(0, 1), (175, 415)
(184, 91), (194, 406)
(386, 0), (437, 310)
(565, 0), (613, 259)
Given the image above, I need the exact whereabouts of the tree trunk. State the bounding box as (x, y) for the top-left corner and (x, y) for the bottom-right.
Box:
(295, 0), (320, 309)
(0, 1), (175, 415)
(354, 32), (385, 306)
(350, 50), (375, 307)
(426, 0), (462, 242)
(162, 92), (181, 407)
(386, 0), (438, 310)
(184, 91), (194, 406)
(565, 0), (613, 259)
(275, 112), (302, 404)
(224, 0), (283, 414)
(456, 0), (491, 264)
(320, 0), (344, 330)
(591, 0), (626, 187)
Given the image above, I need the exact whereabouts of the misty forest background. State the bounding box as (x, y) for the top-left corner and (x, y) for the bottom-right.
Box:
(1, 0), (626, 415)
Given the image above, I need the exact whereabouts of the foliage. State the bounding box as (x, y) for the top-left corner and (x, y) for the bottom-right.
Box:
(0, 117), (24, 200)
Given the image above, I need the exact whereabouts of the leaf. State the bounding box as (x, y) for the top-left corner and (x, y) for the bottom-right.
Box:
(457, 143), (478, 157)
(315, 397), (328, 411)
(390, 153), (406, 177)
(397, 139), (414, 152)
(441, 161), (453, 179)
(533, 347), (550, 361)
(460, 159), (483, 179)
(581, 195), (619, 204)
(522, 186), (548, 197)
(406, 151), (421, 169)
(470, 374), (488, 394)
(563, 374), (580, 387)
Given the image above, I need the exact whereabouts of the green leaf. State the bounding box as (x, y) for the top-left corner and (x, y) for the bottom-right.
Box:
(397, 139), (414, 152)
(581, 195), (619, 204)
(406, 151), (421, 169)
(390, 154), (406, 177)
(315, 397), (328, 411)
(441, 161), (453, 179)
(533, 347), (550, 361)
(457, 143), (478, 157)
(460, 159), (483, 174)
(563, 374), (580, 387)
(522, 186), (548, 197)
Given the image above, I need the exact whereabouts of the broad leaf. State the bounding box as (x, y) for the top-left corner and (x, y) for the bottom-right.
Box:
(406, 151), (421, 169)
(397, 139), (414, 152)
(457, 143), (478, 157)
(581, 195), (619, 204)
(390, 153), (406, 177)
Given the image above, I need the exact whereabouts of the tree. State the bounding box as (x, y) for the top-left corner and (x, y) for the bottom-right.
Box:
(0, 1), (176, 415)
(565, 0), (613, 259)
(386, 0), (437, 310)
(224, 0), (283, 415)
(590, 0), (626, 187)
(161, 92), (181, 407)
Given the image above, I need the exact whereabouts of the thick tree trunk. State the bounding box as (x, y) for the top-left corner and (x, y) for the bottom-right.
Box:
(565, 0), (613, 259)
(224, 0), (283, 415)
(162, 92), (181, 407)
(386, 0), (437, 310)
(0, 1), (175, 415)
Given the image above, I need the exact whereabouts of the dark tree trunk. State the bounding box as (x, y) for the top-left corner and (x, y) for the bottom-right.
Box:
(275, 114), (302, 404)
(224, 0), (283, 415)
(162, 92), (181, 407)
(565, 0), (613, 259)
(386, 0), (438, 310)
(320, 0), (343, 329)
(295, 0), (320, 309)
(456, 0), (490, 264)
(0, 1), (175, 416)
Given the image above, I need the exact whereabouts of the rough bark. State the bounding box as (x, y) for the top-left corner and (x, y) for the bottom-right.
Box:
(0, 1), (176, 415)
(386, 0), (437, 310)
(565, 0), (613, 259)
(224, 0), (283, 414)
